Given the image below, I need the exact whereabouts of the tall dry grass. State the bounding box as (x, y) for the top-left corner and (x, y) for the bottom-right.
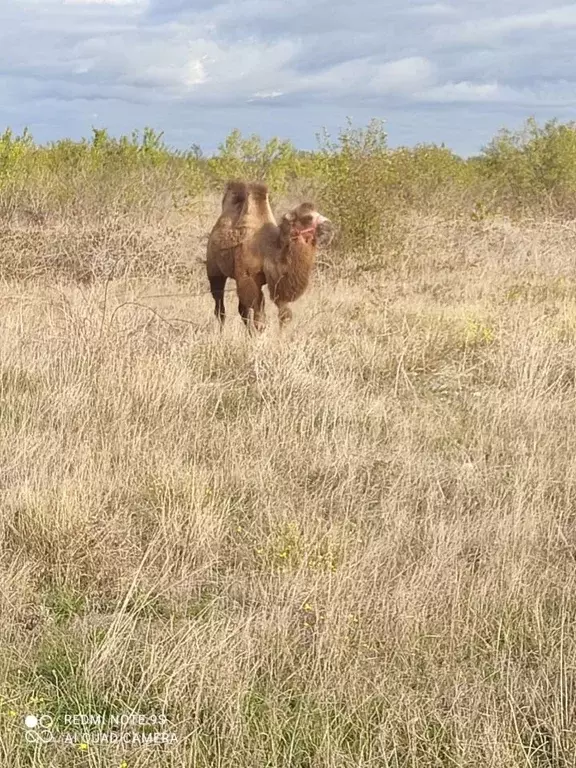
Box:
(2, 193), (576, 767)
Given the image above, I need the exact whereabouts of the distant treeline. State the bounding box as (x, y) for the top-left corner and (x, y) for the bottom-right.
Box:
(1, 116), (575, 251)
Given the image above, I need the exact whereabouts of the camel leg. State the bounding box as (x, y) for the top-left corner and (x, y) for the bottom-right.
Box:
(209, 274), (227, 328)
(274, 299), (293, 329)
(237, 274), (266, 333)
(266, 279), (293, 330)
(237, 301), (258, 335)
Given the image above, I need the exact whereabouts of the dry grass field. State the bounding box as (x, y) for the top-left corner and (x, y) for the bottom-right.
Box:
(2, 194), (576, 767)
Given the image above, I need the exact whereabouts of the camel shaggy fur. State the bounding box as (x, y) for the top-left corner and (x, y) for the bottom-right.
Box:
(205, 180), (334, 331)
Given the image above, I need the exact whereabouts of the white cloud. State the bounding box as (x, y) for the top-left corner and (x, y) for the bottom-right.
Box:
(371, 57), (435, 92)
(250, 91), (284, 100)
(420, 81), (504, 103)
(404, 3), (456, 16)
(272, 56), (435, 100)
(64, 0), (146, 5)
(437, 4), (576, 44)
(420, 78), (576, 108)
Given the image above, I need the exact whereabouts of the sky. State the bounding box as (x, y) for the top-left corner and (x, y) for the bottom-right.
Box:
(2, 0), (576, 157)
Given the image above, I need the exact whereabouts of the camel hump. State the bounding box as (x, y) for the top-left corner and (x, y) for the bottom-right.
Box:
(221, 180), (249, 216)
(224, 180), (248, 198)
(247, 182), (269, 201)
(220, 180), (270, 220)
(244, 181), (274, 223)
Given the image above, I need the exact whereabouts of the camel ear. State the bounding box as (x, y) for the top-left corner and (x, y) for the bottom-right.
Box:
(278, 212), (293, 244)
(279, 212), (294, 231)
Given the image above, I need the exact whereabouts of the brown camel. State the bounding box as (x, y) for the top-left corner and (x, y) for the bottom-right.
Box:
(205, 180), (334, 331)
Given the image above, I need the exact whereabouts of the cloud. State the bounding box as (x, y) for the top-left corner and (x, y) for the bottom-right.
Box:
(65, 0), (146, 6)
(0, 0), (575, 155)
(436, 4), (576, 45)
(419, 82), (506, 103)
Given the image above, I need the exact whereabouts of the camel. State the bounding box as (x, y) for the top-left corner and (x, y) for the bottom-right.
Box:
(205, 180), (334, 332)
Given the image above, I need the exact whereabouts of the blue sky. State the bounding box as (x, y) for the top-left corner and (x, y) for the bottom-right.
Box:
(3, 0), (576, 156)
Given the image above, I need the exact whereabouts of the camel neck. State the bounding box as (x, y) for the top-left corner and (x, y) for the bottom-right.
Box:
(282, 238), (313, 262)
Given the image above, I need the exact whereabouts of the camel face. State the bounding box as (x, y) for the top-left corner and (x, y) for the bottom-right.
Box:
(315, 215), (335, 248)
(280, 203), (335, 248)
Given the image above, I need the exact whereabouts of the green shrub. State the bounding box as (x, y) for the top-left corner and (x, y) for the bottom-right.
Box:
(205, 129), (300, 196)
(1, 116), (576, 250)
(311, 118), (395, 255)
(478, 117), (576, 214)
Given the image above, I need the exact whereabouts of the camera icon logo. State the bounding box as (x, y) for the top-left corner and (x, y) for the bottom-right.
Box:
(24, 714), (54, 744)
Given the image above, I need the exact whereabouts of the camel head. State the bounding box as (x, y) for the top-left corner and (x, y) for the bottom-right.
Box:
(279, 202), (334, 249)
